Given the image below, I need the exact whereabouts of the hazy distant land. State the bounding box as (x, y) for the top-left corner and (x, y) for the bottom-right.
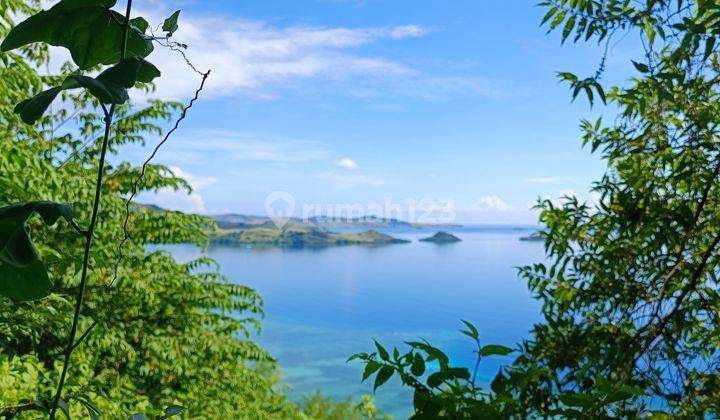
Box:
(209, 214), (459, 247)
(212, 213), (462, 230)
(140, 205), (459, 247)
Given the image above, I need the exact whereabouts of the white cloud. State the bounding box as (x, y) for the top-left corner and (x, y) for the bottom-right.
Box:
(128, 5), (426, 101)
(525, 176), (571, 185)
(141, 166), (216, 213)
(167, 131), (331, 163)
(469, 195), (512, 211)
(315, 171), (386, 189)
(333, 157), (359, 170)
(151, 187), (207, 213)
(168, 166), (218, 190)
(388, 25), (426, 38)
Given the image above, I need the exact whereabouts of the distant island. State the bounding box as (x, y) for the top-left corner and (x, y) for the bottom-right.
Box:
(138, 205), (460, 247)
(212, 213), (461, 230)
(519, 232), (544, 242)
(211, 225), (410, 247)
(420, 231), (462, 243)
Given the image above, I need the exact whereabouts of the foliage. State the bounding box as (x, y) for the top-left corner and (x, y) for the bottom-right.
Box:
(13, 57), (160, 124)
(350, 322), (517, 419)
(0, 0), (300, 417)
(0, 201), (73, 301)
(299, 393), (389, 420)
(355, 0), (720, 417)
(514, 0), (720, 416)
(0, 0), (153, 69)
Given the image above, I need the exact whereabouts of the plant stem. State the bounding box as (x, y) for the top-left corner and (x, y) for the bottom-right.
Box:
(49, 1), (133, 418)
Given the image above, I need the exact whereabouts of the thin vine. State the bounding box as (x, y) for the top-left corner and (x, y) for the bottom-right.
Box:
(48, 1), (136, 417)
(111, 68), (210, 288)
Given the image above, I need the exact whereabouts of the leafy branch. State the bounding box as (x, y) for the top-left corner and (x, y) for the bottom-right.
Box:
(0, 0), (193, 418)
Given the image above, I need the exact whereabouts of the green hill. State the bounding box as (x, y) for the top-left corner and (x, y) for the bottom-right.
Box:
(419, 231), (462, 243)
(210, 224), (410, 247)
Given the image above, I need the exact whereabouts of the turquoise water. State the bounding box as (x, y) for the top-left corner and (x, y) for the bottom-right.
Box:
(167, 226), (545, 417)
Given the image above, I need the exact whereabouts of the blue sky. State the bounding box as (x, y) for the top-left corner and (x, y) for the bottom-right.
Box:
(118, 0), (640, 224)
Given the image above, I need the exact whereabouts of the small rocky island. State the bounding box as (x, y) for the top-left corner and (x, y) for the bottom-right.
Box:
(419, 231), (461, 243)
(210, 224), (410, 247)
(519, 232), (544, 242)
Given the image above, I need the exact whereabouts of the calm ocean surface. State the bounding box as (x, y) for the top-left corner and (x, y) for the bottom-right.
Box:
(166, 226), (545, 417)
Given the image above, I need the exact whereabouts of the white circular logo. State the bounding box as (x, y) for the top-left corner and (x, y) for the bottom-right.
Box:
(264, 191), (295, 228)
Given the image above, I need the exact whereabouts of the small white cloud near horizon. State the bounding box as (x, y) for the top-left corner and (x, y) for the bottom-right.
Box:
(470, 195), (512, 211)
(333, 157), (359, 170)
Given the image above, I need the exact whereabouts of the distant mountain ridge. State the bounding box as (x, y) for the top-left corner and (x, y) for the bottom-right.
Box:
(138, 204), (462, 229)
(138, 204), (439, 247)
(211, 213), (462, 230)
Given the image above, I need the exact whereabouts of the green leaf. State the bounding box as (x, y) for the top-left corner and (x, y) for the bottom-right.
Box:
(361, 360), (382, 382)
(480, 344), (514, 357)
(0, 201), (73, 301)
(0, 201), (73, 267)
(704, 36), (716, 60)
(410, 353), (425, 376)
(490, 369), (508, 394)
(159, 405), (185, 419)
(64, 75), (129, 104)
(76, 397), (102, 420)
(460, 319), (479, 339)
(13, 87), (63, 125)
(14, 58), (160, 124)
(0, 0), (153, 69)
(96, 57), (161, 86)
(374, 339), (390, 361)
(446, 367), (470, 380)
(57, 398), (70, 419)
(405, 341), (449, 367)
(426, 371), (445, 388)
(373, 366), (393, 391)
(632, 60), (650, 73)
(130, 17), (149, 33)
(603, 385), (645, 404)
(559, 392), (594, 408)
(0, 261), (51, 302)
(541, 7), (558, 26)
(163, 10), (181, 36)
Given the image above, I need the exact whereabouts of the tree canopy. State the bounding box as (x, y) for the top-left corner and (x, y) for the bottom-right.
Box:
(357, 0), (720, 417)
(0, 0), (297, 417)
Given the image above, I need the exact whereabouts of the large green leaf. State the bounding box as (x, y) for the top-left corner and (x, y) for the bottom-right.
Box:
(0, 201), (73, 301)
(12, 87), (63, 126)
(373, 366), (393, 391)
(96, 57), (161, 86)
(14, 58), (160, 124)
(162, 10), (180, 36)
(0, 260), (52, 302)
(0, 0), (153, 69)
(479, 344), (514, 357)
